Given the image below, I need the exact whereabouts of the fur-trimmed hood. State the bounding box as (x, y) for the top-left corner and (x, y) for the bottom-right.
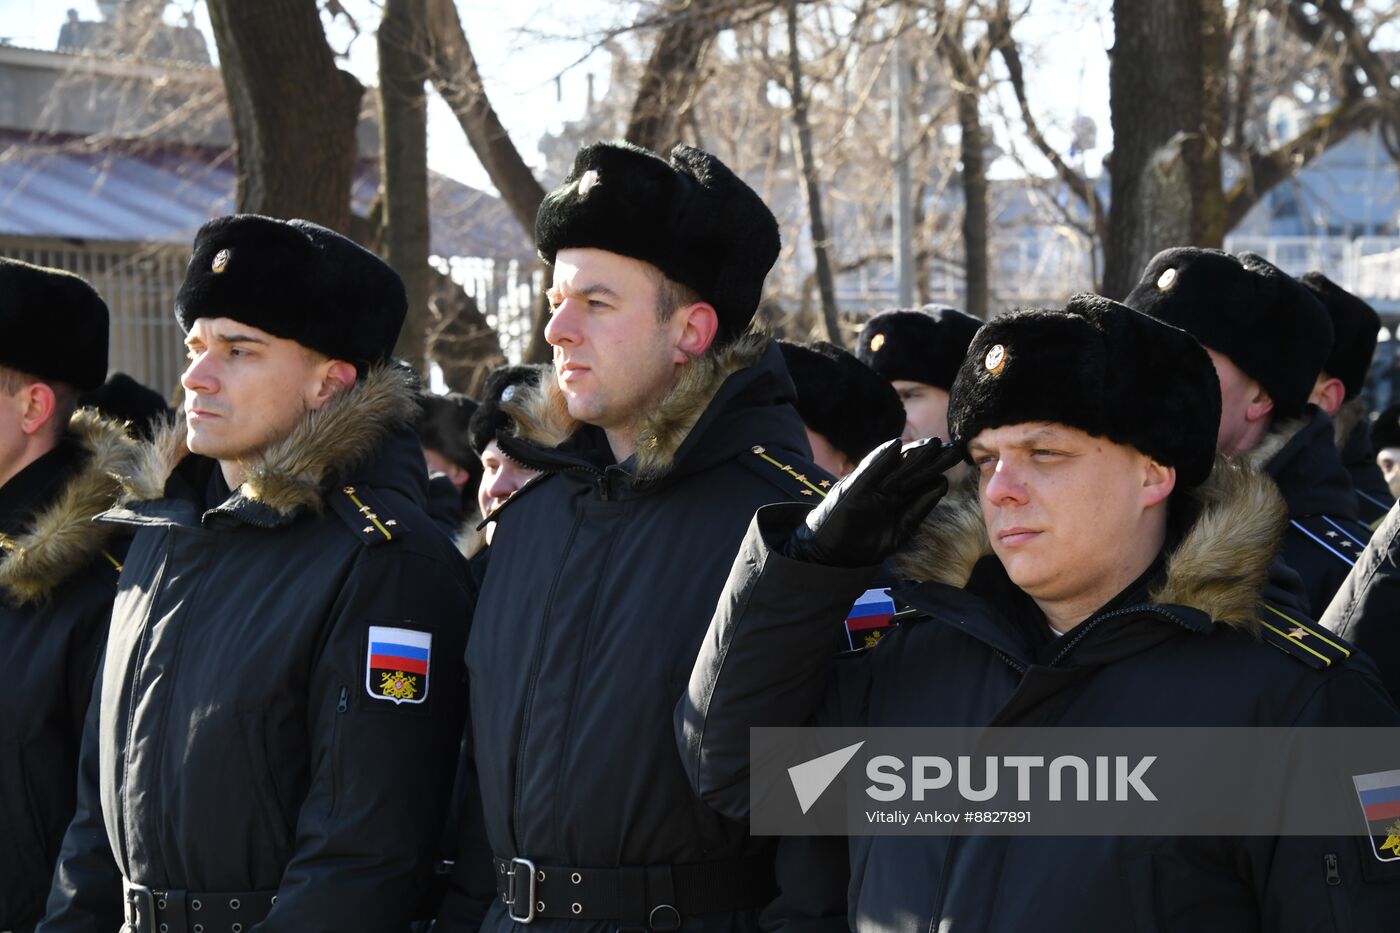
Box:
(503, 331), (794, 480)
(119, 364), (421, 517)
(892, 457), (1288, 632)
(0, 410), (141, 604)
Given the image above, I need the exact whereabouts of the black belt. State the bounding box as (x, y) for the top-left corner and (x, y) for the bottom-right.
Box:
(492, 855), (776, 928)
(122, 880), (276, 933)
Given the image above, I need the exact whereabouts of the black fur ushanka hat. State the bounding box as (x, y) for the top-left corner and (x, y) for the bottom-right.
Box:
(0, 258), (109, 391)
(79, 373), (172, 440)
(468, 364), (546, 457)
(948, 294), (1221, 490)
(415, 392), (480, 472)
(534, 141), (780, 342)
(176, 214), (407, 373)
(855, 306), (982, 390)
(778, 340), (905, 464)
(1124, 247), (1332, 419)
(1299, 271), (1380, 401)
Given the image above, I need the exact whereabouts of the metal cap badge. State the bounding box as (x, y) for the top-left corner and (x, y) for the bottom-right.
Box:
(211, 248), (231, 273)
(1157, 267), (1177, 290)
(984, 343), (1007, 375)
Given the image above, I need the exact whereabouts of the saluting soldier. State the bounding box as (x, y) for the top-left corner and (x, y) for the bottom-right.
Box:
(0, 260), (137, 933)
(1298, 271), (1393, 525)
(435, 141), (829, 932)
(678, 295), (1400, 932)
(38, 215), (472, 933)
(1125, 248), (1373, 616)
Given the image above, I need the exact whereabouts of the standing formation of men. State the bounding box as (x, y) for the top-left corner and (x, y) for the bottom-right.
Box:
(6, 136), (1400, 933)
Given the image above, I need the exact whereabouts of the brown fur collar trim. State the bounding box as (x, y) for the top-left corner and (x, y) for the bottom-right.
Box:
(0, 410), (140, 604)
(504, 330), (770, 479)
(891, 456), (1286, 632)
(121, 364), (419, 516)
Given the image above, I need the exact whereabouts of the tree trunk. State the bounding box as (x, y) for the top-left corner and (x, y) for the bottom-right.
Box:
(424, 0), (546, 235)
(424, 0), (551, 361)
(786, 0), (842, 346)
(428, 275), (507, 394)
(206, 0), (363, 233)
(625, 0), (728, 152)
(379, 0), (432, 371)
(955, 87), (988, 318)
(1103, 0), (1226, 298)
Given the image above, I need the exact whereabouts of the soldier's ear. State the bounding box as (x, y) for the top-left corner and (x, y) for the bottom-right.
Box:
(310, 359), (358, 411)
(1244, 382), (1275, 425)
(1141, 457), (1176, 509)
(673, 302), (719, 362)
(17, 381), (57, 437)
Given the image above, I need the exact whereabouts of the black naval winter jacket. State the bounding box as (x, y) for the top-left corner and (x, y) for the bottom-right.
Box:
(0, 413), (136, 931)
(1324, 500), (1400, 708)
(38, 367), (473, 933)
(1258, 405), (1375, 616)
(437, 336), (836, 933)
(1337, 398), (1394, 527)
(679, 461), (1400, 933)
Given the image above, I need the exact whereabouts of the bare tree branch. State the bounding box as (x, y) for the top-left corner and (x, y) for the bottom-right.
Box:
(988, 0), (1106, 243)
(1225, 94), (1385, 228)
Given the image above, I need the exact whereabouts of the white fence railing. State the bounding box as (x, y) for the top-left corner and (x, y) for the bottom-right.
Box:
(0, 236), (189, 398)
(1224, 236), (1400, 304)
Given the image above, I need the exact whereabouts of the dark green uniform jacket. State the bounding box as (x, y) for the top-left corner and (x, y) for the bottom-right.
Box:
(0, 413), (136, 931)
(38, 367), (473, 933)
(679, 460), (1400, 933)
(438, 336), (839, 933)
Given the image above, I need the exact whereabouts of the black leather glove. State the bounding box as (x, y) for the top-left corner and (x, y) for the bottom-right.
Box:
(786, 437), (965, 568)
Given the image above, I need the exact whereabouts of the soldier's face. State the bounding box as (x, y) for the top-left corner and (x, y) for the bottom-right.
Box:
(544, 249), (704, 448)
(478, 438), (541, 541)
(970, 422), (1175, 626)
(180, 318), (340, 464)
(891, 380), (951, 444)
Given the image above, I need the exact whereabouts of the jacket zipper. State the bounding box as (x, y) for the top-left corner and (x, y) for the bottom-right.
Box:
(1047, 604), (1192, 668)
(510, 508), (587, 853)
(1323, 852), (1350, 930)
(330, 686), (349, 818)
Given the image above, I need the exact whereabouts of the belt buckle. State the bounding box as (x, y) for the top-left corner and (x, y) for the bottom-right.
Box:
(123, 881), (157, 932)
(505, 856), (538, 924)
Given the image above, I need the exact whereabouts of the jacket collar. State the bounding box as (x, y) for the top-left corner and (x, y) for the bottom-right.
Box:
(1249, 405), (1360, 520)
(500, 331), (806, 485)
(891, 456), (1287, 636)
(114, 364), (420, 526)
(0, 410), (140, 604)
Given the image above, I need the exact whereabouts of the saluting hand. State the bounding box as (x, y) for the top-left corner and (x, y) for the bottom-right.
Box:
(786, 437), (965, 568)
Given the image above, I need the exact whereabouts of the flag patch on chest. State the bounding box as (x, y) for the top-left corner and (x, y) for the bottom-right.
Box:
(845, 588), (896, 650)
(1354, 769), (1400, 862)
(366, 626), (432, 705)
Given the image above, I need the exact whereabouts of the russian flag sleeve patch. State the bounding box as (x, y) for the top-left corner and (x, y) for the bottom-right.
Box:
(1353, 769), (1400, 862)
(366, 625), (432, 705)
